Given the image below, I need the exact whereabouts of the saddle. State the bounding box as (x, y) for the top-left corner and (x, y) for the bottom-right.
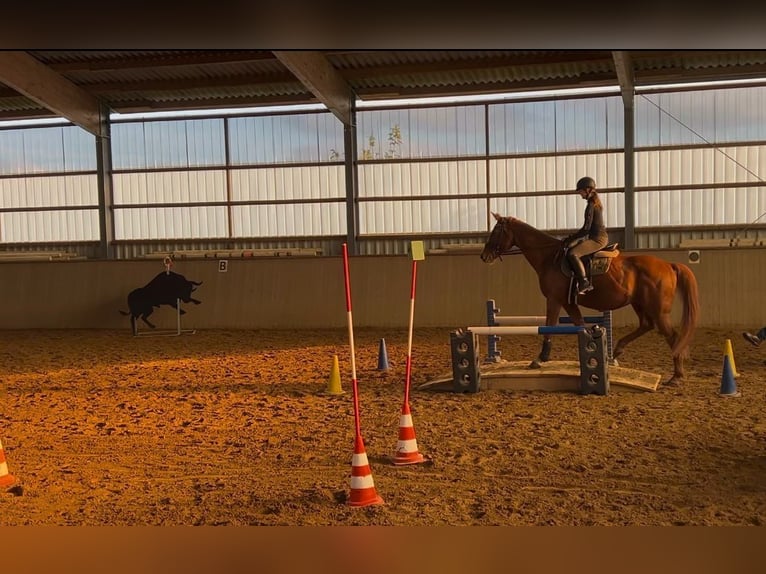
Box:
(560, 243), (620, 303)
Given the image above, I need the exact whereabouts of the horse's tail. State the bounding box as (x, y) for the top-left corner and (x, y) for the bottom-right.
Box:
(672, 262), (700, 357)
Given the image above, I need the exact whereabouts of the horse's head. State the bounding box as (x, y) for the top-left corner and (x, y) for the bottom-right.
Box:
(480, 212), (515, 264)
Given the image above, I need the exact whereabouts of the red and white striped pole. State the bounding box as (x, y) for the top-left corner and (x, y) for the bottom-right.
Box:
(341, 243), (384, 506)
(403, 258), (417, 406)
(392, 241), (426, 465)
(341, 243), (361, 439)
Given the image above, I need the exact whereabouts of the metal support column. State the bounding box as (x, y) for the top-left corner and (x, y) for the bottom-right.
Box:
(96, 103), (114, 259)
(343, 106), (359, 255)
(613, 51), (637, 250)
(624, 102), (636, 250)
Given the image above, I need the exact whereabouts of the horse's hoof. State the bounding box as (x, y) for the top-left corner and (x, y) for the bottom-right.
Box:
(528, 359), (542, 369)
(663, 377), (681, 387)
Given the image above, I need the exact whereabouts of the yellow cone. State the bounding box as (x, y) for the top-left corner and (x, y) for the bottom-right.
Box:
(326, 355), (344, 394)
(723, 339), (739, 377)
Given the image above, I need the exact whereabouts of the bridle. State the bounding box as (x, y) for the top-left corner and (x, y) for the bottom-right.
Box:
(488, 221), (518, 261)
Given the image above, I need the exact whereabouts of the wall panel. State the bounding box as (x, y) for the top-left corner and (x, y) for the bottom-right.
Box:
(0, 248), (762, 331)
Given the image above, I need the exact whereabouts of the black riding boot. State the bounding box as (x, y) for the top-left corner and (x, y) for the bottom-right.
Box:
(567, 252), (593, 295)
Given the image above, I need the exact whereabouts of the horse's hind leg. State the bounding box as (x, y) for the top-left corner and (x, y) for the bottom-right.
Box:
(613, 304), (653, 361)
(530, 299), (562, 369)
(655, 311), (684, 386)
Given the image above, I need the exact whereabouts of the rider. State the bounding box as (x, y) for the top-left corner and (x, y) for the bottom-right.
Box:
(563, 176), (608, 295)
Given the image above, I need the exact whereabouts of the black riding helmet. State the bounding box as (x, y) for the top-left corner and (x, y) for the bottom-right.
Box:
(576, 176), (596, 191)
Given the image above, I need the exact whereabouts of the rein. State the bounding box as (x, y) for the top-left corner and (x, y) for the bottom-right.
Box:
(494, 248), (521, 262)
(488, 219), (564, 262)
(495, 244), (563, 262)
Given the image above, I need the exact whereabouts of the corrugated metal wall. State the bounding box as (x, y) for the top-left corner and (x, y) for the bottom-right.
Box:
(358, 105), (486, 158)
(1, 209), (99, 242)
(0, 125), (96, 174)
(231, 166), (345, 201)
(113, 171), (228, 204)
(230, 203), (346, 237)
(2, 86), (766, 256)
(111, 119), (226, 169)
(358, 160), (486, 233)
(635, 145), (766, 226)
(113, 207), (229, 240)
(0, 124), (99, 244)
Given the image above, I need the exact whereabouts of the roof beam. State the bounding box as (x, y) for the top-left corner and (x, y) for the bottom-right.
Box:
(42, 50), (276, 72)
(272, 51), (355, 125)
(83, 72), (300, 94)
(634, 65), (766, 86)
(106, 93), (317, 114)
(339, 51), (613, 79)
(612, 51), (635, 107)
(0, 51), (104, 136)
(353, 71), (621, 100)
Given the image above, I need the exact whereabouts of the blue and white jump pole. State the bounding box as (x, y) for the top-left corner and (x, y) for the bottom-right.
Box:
(468, 325), (586, 336)
(450, 323), (610, 395)
(484, 299), (614, 363)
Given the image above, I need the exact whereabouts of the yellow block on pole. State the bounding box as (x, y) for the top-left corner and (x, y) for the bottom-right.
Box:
(723, 339), (739, 377)
(410, 240), (425, 261)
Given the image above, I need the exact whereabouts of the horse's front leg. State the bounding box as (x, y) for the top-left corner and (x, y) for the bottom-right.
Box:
(529, 299), (562, 369)
(561, 303), (585, 326)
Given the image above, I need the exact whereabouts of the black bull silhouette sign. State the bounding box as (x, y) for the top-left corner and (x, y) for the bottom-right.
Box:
(120, 271), (203, 330)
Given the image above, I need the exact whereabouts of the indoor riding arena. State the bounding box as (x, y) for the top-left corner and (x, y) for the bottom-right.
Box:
(2, 251), (766, 527)
(2, 50), (766, 528)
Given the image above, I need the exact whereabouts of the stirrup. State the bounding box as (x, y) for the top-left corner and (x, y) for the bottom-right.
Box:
(577, 281), (594, 295)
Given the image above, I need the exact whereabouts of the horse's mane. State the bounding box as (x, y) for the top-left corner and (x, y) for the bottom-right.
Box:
(508, 216), (562, 247)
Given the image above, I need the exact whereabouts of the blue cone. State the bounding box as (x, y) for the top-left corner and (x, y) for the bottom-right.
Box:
(719, 354), (740, 397)
(377, 338), (390, 370)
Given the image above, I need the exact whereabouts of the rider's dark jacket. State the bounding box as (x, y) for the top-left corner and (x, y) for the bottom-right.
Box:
(565, 193), (607, 245)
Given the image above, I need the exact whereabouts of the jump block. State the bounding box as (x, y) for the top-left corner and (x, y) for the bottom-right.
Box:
(419, 360), (660, 393)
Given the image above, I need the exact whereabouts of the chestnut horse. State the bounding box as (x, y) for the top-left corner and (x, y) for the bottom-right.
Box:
(480, 213), (700, 386)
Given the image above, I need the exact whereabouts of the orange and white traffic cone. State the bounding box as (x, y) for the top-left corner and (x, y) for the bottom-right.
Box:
(392, 402), (426, 465)
(347, 435), (384, 507)
(0, 438), (18, 488)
